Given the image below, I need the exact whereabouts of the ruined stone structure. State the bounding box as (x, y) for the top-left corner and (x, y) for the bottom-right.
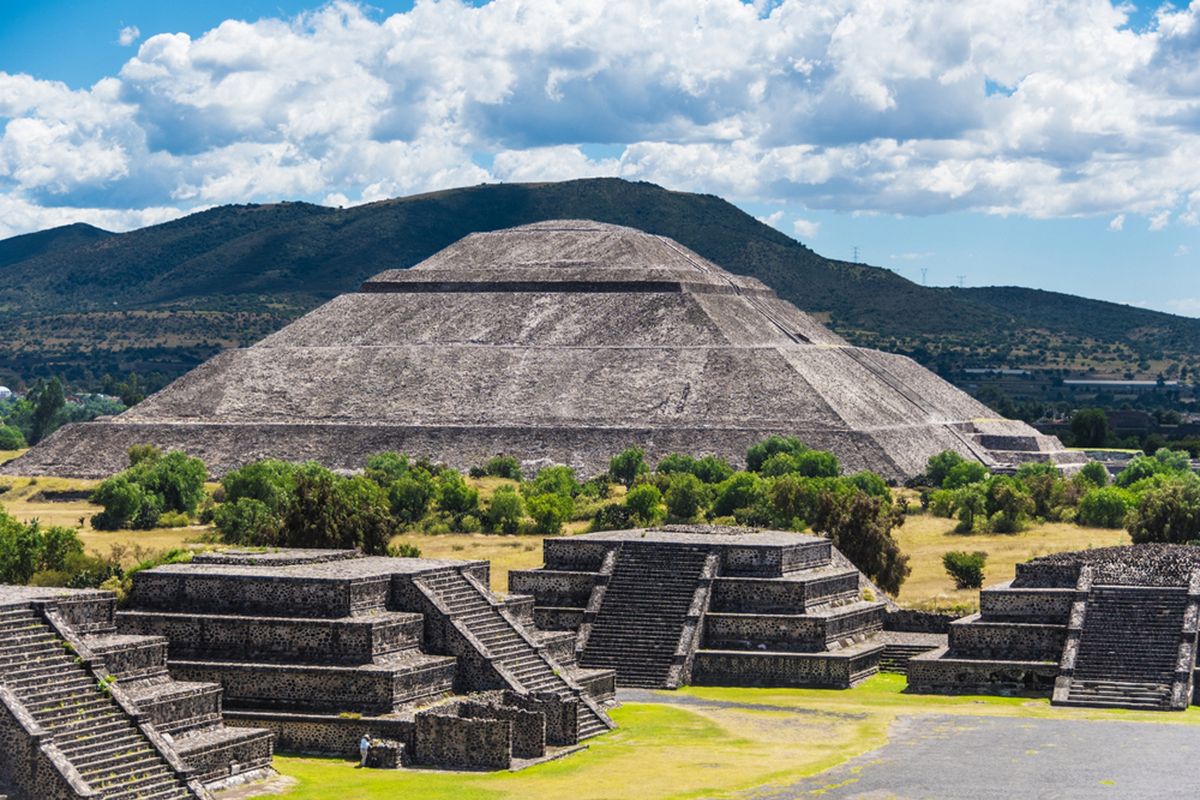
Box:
(4, 220), (1078, 482)
(0, 585), (272, 800)
(115, 550), (614, 770)
(908, 545), (1200, 710)
(510, 526), (887, 689)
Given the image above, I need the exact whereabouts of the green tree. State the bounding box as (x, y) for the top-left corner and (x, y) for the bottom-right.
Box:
(213, 497), (282, 546)
(793, 450), (840, 478)
(29, 378), (65, 444)
(435, 469), (480, 516)
(925, 450), (965, 487)
(90, 475), (151, 530)
(365, 452), (412, 486)
(952, 485), (986, 533)
(135, 451), (207, 515)
(526, 492), (573, 535)
(221, 459), (297, 514)
(481, 455), (523, 481)
(1079, 461), (1109, 487)
(283, 465), (394, 554)
(388, 471), (436, 524)
(664, 472), (706, 522)
(485, 485), (525, 534)
(942, 461), (988, 489)
(1127, 478), (1200, 544)
(0, 425), (26, 450)
(127, 444), (162, 467)
(1070, 408), (1111, 448)
(624, 483), (664, 526)
(1076, 487), (1132, 529)
(609, 447), (649, 488)
(746, 436), (808, 473)
(528, 465), (580, 498)
(943, 551), (987, 589)
(711, 472), (764, 517)
(816, 490), (910, 595)
(985, 476), (1035, 533)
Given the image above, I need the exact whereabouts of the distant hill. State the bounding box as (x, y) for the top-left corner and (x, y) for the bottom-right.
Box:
(0, 178), (1196, 389)
(0, 222), (112, 270)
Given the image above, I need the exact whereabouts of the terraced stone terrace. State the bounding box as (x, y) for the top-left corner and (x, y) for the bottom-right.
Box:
(0, 584), (271, 800)
(908, 544), (1200, 711)
(117, 549), (615, 772)
(510, 526), (888, 690)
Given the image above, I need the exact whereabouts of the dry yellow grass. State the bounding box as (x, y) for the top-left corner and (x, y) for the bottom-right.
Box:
(0, 449), (26, 466)
(0, 474), (199, 563)
(389, 532), (548, 594)
(893, 511), (1130, 611)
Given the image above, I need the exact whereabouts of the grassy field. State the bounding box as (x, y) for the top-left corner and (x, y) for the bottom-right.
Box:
(243, 675), (1200, 800)
(0, 473), (1129, 604)
(892, 511), (1129, 612)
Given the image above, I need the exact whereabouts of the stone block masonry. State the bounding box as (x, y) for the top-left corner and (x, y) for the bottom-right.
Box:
(908, 544), (1200, 711)
(115, 549), (614, 772)
(511, 525), (888, 690)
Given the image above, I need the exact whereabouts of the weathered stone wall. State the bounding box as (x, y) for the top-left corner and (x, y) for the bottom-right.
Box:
(507, 570), (599, 608)
(457, 700), (545, 759)
(226, 711), (415, 756)
(709, 573), (858, 613)
(413, 714), (511, 770)
(119, 610), (422, 664)
(132, 571), (391, 618)
(906, 652), (1058, 695)
(883, 609), (954, 634)
(690, 648), (879, 689)
(948, 615), (1067, 661)
(979, 586), (1074, 622)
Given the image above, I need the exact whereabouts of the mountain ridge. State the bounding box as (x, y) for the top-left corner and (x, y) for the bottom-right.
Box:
(0, 178), (1195, 388)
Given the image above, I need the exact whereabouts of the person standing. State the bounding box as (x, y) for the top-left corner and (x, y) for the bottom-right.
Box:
(359, 733), (371, 767)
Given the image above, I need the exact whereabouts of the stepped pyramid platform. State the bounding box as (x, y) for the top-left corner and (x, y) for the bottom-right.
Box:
(116, 549), (615, 770)
(908, 545), (1200, 711)
(0, 584), (272, 800)
(4, 220), (1080, 482)
(509, 525), (887, 690)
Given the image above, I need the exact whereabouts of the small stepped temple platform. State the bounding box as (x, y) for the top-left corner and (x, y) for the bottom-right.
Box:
(116, 549), (615, 771)
(509, 526), (887, 689)
(908, 545), (1200, 711)
(0, 585), (272, 800)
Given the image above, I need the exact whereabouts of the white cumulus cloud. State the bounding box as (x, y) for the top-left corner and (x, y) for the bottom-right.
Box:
(0, 0), (1198, 236)
(792, 217), (820, 238)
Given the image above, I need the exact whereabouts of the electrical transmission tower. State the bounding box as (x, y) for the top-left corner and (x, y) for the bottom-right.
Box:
(852, 246), (860, 263)
(920, 268), (928, 286)
(956, 274), (966, 288)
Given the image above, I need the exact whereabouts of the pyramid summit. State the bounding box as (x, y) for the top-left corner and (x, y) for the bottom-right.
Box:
(5, 220), (1078, 479)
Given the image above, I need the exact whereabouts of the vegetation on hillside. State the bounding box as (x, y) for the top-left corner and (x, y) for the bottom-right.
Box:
(2, 179), (1197, 395)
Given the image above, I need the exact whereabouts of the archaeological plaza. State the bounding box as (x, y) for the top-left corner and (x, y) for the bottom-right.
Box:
(0, 221), (1194, 799)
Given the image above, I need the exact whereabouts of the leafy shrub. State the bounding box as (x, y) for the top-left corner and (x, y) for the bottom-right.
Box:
(927, 489), (956, 518)
(282, 465), (395, 554)
(609, 447), (649, 488)
(664, 472), (706, 522)
(711, 472), (763, 518)
(485, 485), (524, 534)
(0, 509), (84, 585)
(90, 475), (151, 530)
(624, 483), (664, 526)
(527, 465), (581, 498)
(952, 486), (985, 533)
(793, 450), (840, 478)
(1115, 455), (1163, 488)
(526, 492), (573, 535)
(943, 550), (987, 589)
(0, 425), (26, 450)
(90, 450), (207, 530)
(846, 471), (890, 499)
(591, 502), (633, 531)
(816, 490), (909, 595)
(1076, 487), (1132, 528)
(942, 461), (988, 489)
(1079, 461), (1109, 487)
(214, 497), (282, 546)
(746, 436), (808, 473)
(481, 454), (523, 481)
(435, 469), (480, 516)
(388, 471), (435, 523)
(1127, 477), (1200, 544)
(388, 542), (422, 558)
(984, 476), (1035, 533)
(221, 458), (298, 514)
(365, 452), (412, 485)
(127, 443), (162, 467)
(156, 510), (191, 528)
(925, 450), (965, 487)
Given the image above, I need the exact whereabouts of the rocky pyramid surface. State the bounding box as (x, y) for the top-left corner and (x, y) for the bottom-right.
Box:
(5, 220), (1077, 479)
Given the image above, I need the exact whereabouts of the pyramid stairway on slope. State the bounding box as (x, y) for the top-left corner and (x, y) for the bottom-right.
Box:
(414, 570), (614, 740)
(578, 542), (713, 689)
(1061, 586), (1194, 711)
(0, 603), (200, 800)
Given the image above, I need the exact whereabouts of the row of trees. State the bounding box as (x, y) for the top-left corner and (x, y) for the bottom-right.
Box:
(87, 437), (913, 595)
(921, 448), (1200, 542)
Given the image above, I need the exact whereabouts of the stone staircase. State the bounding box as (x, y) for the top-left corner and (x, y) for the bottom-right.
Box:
(879, 642), (941, 674)
(0, 604), (200, 800)
(415, 570), (613, 741)
(1063, 586), (1193, 710)
(578, 542), (711, 688)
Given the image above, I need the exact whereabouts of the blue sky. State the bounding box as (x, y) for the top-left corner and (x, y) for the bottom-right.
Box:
(0, 0), (1198, 314)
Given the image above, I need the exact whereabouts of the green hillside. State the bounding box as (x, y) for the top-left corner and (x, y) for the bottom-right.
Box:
(1, 178), (1196, 390)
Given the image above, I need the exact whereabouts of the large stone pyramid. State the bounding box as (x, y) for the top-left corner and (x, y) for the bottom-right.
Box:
(6, 220), (1078, 479)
